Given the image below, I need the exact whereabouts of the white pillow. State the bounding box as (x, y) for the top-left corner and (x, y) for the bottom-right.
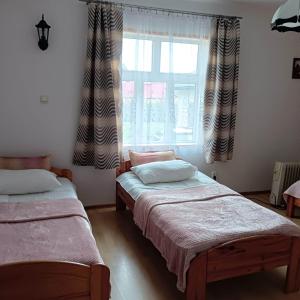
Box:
(131, 160), (197, 184)
(0, 169), (61, 195)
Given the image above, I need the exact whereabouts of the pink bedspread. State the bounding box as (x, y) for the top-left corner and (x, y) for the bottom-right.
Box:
(133, 184), (300, 291)
(0, 199), (103, 266)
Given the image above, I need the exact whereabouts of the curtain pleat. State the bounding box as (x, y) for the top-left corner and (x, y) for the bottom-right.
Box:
(203, 18), (240, 164)
(73, 3), (123, 169)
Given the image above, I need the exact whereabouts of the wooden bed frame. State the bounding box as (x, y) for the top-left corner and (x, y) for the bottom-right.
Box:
(50, 166), (73, 181)
(116, 161), (300, 300)
(287, 195), (300, 218)
(0, 167), (110, 300)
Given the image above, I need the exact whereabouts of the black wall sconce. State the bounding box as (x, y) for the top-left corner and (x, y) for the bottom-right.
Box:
(35, 14), (51, 51)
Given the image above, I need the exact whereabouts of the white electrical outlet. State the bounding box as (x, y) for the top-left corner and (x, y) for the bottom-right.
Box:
(40, 95), (49, 103)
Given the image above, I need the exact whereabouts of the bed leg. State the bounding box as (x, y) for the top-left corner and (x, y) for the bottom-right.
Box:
(186, 253), (207, 300)
(116, 183), (126, 211)
(116, 195), (126, 211)
(287, 196), (295, 218)
(285, 237), (300, 293)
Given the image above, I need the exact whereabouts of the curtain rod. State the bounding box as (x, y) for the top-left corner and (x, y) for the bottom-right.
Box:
(78, 0), (243, 20)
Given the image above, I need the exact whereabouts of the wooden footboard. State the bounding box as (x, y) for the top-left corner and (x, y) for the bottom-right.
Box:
(0, 261), (110, 300)
(186, 235), (300, 300)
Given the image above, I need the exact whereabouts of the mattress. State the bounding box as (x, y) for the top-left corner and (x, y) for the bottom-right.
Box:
(116, 171), (216, 201)
(0, 177), (77, 203)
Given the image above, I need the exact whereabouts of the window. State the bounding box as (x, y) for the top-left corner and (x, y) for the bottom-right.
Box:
(122, 32), (209, 147)
(122, 38), (152, 72)
(160, 42), (199, 74)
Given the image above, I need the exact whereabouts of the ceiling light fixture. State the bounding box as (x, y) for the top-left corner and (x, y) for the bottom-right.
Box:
(271, 0), (300, 32)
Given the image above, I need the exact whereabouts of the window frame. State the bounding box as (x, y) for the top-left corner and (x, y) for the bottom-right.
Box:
(122, 32), (207, 147)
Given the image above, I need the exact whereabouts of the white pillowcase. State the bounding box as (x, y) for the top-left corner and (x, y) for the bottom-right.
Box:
(0, 169), (61, 195)
(131, 160), (197, 184)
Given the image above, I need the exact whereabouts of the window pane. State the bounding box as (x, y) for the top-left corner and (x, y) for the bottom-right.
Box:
(160, 42), (198, 74)
(143, 82), (167, 144)
(123, 81), (135, 98)
(174, 84), (197, 143)
(122, 38), (152, 72)
(122, 81), (136, 145)
(144, 82), (166, 99)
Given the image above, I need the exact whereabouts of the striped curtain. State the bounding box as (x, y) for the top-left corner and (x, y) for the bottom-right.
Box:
(203, 18), (240, 164)
(73, 4), (123, 169)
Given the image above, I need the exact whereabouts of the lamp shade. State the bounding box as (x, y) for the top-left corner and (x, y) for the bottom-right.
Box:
(271, 0), (300, 32)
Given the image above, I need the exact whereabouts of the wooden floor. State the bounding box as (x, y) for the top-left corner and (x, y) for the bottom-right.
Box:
(87, 193), (300, 300)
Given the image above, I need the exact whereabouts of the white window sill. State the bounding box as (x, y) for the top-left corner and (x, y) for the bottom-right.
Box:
(123, 143), (199, 147)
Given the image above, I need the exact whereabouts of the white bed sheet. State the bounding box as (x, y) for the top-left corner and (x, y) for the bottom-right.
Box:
(116, 171), (216, 201)
(0, 177), (77, 203)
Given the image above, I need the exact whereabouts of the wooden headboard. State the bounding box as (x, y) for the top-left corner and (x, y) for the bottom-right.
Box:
(116, 161), (132, 177)
(0, 156), (73, 181)
(50, 167), (73, 181)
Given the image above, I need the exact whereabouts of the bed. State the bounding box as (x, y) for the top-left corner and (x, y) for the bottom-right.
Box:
(0, 160), (110, 300)
(116, 160), (300, 300)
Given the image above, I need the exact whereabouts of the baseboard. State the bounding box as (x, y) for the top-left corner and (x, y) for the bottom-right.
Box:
(85, 203), (116, 210)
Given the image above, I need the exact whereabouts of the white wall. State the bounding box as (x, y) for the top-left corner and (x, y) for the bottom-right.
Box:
(0, 0), (299, 206)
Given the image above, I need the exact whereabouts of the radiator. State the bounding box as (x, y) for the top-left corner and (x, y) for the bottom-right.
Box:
(270, 162), (300, 207)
